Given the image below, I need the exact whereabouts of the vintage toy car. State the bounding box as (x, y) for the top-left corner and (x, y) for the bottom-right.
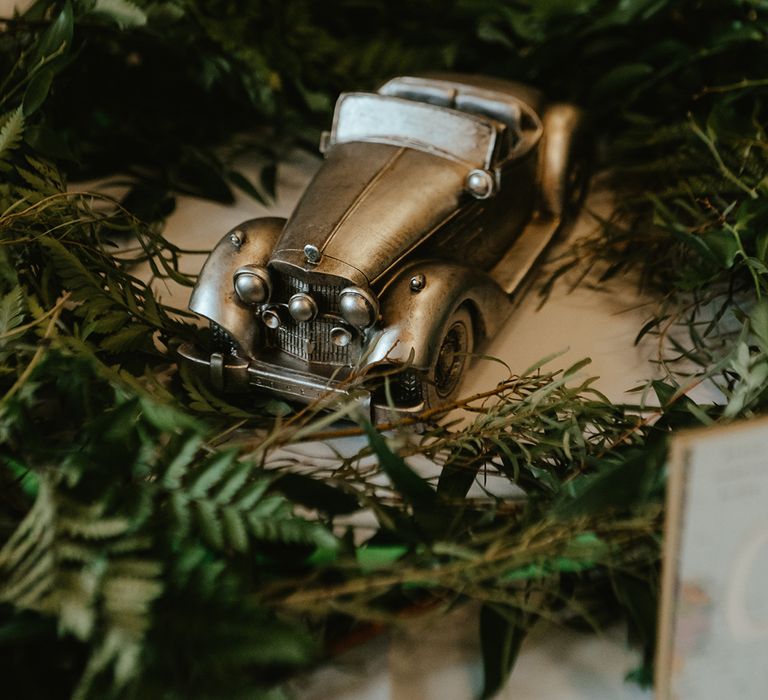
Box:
(178, 74), (583, 416)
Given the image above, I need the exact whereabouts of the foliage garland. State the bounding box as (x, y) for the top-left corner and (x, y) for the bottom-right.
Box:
(2, 1), (768, 699)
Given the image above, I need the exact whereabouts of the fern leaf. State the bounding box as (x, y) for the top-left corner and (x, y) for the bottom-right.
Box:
(246, 515), (337, 549)
(169, 491), (192, 539)
(7, 185), (46, 204)
(84, 310), (131, 335)
(1, 550), (55, 608)
(59, 515), (131, 539)
(25, 154), (62, 185)
(188, 450), (237, 497)
(194, 499), (225, 550)
(221, 506), (249, 552)
(0, 480), (55, 595)
(214, 462), (251, 503)
(179, 364), (257, 418)
(162, 435), (204, 489)
(40, 238), (102, 298)
(234, 479), (272, 510)
(102, 575), (163, 614)
(0, 108), (24, 162)
(247, 494), (286, 519)
(16, 165), (51, 191)
(99, 322), (152, 352)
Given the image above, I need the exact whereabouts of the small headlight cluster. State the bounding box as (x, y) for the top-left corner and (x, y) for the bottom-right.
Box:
(233, 267), (378, 333)
(233, 265), (271, 305)
(339, 286), (378, 328)
(288, 293), (317, 322)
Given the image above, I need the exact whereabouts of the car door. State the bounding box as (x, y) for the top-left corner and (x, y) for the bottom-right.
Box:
(427, 133), (539, 272)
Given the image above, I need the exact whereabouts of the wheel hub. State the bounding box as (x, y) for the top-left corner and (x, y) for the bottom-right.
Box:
(434, 321), (468, 397)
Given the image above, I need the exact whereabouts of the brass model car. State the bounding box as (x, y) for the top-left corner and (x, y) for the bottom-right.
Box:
(178, 74), (583, 415)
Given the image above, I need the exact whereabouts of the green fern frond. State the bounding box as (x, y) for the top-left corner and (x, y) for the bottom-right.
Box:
(0, 467), (164, 700)
(24, 154), (63, 187)
(179, 364), (258, 418)
(189, 449), (238, 497)
(159, 448), (337, 554)
(0, 108), (24, 162)
(247, 516), (339, 549)
(16, 165), (53, 192)
(0, 287), (25, 339)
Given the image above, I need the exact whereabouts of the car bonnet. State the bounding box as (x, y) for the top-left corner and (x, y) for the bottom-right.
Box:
(269, 140), (469, 287)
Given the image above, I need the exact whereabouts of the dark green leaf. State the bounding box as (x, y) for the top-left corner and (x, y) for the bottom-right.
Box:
(272, 473), (360, 515)
(22, 70), (53, 117)
(362, 421), (438, 511)
(32, 1), (74, 65)
(480, 604), (529, 699)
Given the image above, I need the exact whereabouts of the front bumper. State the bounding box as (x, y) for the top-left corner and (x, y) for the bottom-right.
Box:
(177, 342), (372, 410)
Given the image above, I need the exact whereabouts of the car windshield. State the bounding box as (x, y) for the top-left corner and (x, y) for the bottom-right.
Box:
(331, 93), (497, 168)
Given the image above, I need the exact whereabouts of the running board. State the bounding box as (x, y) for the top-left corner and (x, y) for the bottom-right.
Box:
(488, 215), (562, 296)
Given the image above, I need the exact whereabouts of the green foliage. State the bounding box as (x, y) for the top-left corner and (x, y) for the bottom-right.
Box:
(2, 1), (768, 698)
(0, 349), (325, 699)
(480, 604), (530, 699)
(0, 108), (24, 160)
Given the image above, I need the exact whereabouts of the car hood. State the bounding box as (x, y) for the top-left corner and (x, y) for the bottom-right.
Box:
(270, 141), (468, 286)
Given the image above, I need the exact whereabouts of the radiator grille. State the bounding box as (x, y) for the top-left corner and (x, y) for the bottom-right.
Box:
(273, 273), (342, 314)
(274, 317), (352, 364)
(268, 272), (352, 365)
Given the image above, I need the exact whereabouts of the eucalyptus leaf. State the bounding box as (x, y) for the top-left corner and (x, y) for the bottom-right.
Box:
(22, 70), (53, 117)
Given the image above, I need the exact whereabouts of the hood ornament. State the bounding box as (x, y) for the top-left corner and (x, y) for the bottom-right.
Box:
(303, 244), (321, 264)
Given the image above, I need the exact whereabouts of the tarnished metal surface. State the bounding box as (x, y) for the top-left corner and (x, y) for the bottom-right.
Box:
(181, 73), (584, 414)
(271, 142), (468, 285)
(190, 217), (285, 358)
(538, 103), (583, 217)
(368, 259), (510, 368)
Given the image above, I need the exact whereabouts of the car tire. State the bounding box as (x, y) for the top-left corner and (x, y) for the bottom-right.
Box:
(422, 306), (474, 410)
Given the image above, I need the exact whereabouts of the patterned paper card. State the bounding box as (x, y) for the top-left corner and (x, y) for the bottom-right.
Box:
(657, 417), (768, 699)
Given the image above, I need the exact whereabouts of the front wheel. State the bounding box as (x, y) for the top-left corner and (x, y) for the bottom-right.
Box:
(422, 306), (474, 410)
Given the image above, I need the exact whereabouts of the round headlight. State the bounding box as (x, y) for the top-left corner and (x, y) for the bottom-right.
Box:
(261, 306), (284, 329)
(339, 286), (378, 328)
(330, 326), (353, 347)
(288, 293), (318, 323)
(233, 265), (271, 305)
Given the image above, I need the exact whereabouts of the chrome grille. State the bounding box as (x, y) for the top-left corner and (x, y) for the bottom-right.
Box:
(268, 271), (351, 365)
(274, 273), (341, 314)
(274, 317), (352, 364)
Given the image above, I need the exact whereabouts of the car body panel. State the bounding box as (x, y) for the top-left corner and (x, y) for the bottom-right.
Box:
(369, 259), (510, 368)
(189, 217), (285, 358)
(271, 141), (468, 286)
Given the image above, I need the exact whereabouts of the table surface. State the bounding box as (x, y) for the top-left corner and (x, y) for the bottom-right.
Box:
(139, 150), (664, 699)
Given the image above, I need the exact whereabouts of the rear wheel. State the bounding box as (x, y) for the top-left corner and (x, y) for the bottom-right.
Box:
(422, 306), (474, 410)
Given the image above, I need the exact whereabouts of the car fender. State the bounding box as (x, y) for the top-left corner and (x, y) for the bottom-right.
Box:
(190, 217), (285, 358)
(538, 103), (583, 218)
(364, 260), (511, 370)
